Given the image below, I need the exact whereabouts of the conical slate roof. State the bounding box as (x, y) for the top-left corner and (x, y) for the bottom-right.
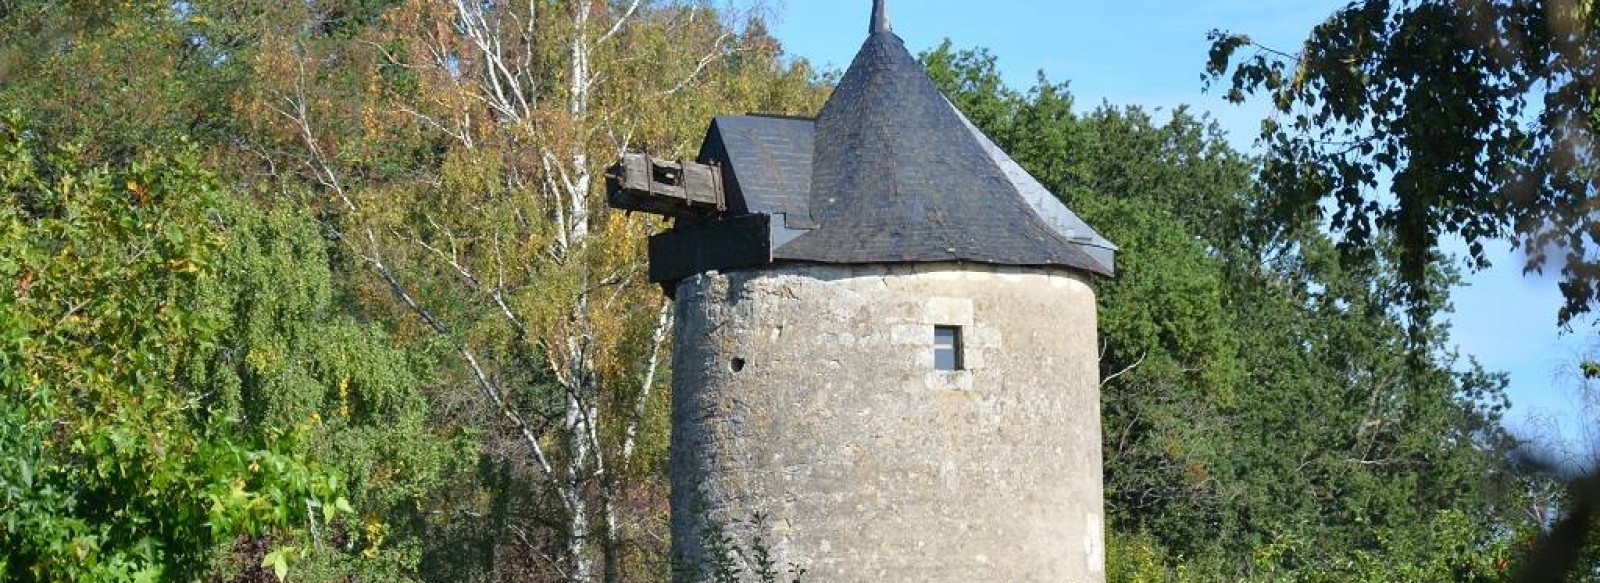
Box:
(768, 1), (1115, 274)
(637, 1), (1115, 284)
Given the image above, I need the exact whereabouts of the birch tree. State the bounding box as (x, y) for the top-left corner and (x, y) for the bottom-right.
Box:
(236, 1), (825, 579)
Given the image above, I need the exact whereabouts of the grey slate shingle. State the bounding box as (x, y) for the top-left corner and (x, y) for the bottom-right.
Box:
(948, 98), (1118, 274)
(697, 115), (816, 229)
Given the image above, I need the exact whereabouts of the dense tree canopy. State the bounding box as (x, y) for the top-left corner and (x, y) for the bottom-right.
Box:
(0, 115), (363, 581)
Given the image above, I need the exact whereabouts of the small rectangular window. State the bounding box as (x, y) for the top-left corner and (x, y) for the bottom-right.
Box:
(934, 325), (963, 371)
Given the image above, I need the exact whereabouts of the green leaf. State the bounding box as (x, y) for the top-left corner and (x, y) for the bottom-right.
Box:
(163, 223), (185, 246)
(262, 546), (292, 582)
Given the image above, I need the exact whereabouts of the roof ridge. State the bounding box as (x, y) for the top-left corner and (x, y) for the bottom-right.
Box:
(739, 112), (816, 121)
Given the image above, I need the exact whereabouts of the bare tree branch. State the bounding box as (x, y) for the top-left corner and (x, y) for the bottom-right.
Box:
(621, 300), (672, 470)
(596, 0), (644, 45)
(1101, 352), (1147, 388)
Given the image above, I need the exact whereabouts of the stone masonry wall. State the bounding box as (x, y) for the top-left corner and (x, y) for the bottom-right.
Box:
(669, 263), (1104, 582)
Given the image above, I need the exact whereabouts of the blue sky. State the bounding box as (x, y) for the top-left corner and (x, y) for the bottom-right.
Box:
(767, 0), (1595, 449)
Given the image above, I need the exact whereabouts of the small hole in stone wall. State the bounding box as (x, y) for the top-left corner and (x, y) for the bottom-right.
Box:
(730, 357), (746, 373)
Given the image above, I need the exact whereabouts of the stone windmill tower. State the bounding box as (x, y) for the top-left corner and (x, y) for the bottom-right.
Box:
(606, 1), (1116, 580)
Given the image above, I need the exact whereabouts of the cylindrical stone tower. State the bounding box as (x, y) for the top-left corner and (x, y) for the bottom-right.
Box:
(607, 2), (1118, 580)
(670, 264), (1105, 581)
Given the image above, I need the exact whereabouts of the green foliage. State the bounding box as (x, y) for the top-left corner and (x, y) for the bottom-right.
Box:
(195, 197), (472, 582)
(679, 513), (805, 583)
(0, 0), (244, 164)
(1110, 509), (1522, 582)
(0, 108), (462, 580)
(0, 114), (350, 581)
(1205, 0), (1600, 324)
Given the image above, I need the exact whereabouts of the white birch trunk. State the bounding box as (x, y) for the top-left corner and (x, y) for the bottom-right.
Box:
(560, 2), (599, 579)
(375, 1), (671, 579)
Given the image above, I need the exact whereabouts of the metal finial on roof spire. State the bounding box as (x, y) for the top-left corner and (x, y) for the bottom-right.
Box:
(871, 0), (892, 34)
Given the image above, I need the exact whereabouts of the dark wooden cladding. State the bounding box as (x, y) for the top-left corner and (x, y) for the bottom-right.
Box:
(647, 213), (771, 284)
(605, 153), (726, 218)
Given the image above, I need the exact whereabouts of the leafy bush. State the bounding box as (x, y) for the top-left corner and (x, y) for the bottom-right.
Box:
(0, 114), (350, 581)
